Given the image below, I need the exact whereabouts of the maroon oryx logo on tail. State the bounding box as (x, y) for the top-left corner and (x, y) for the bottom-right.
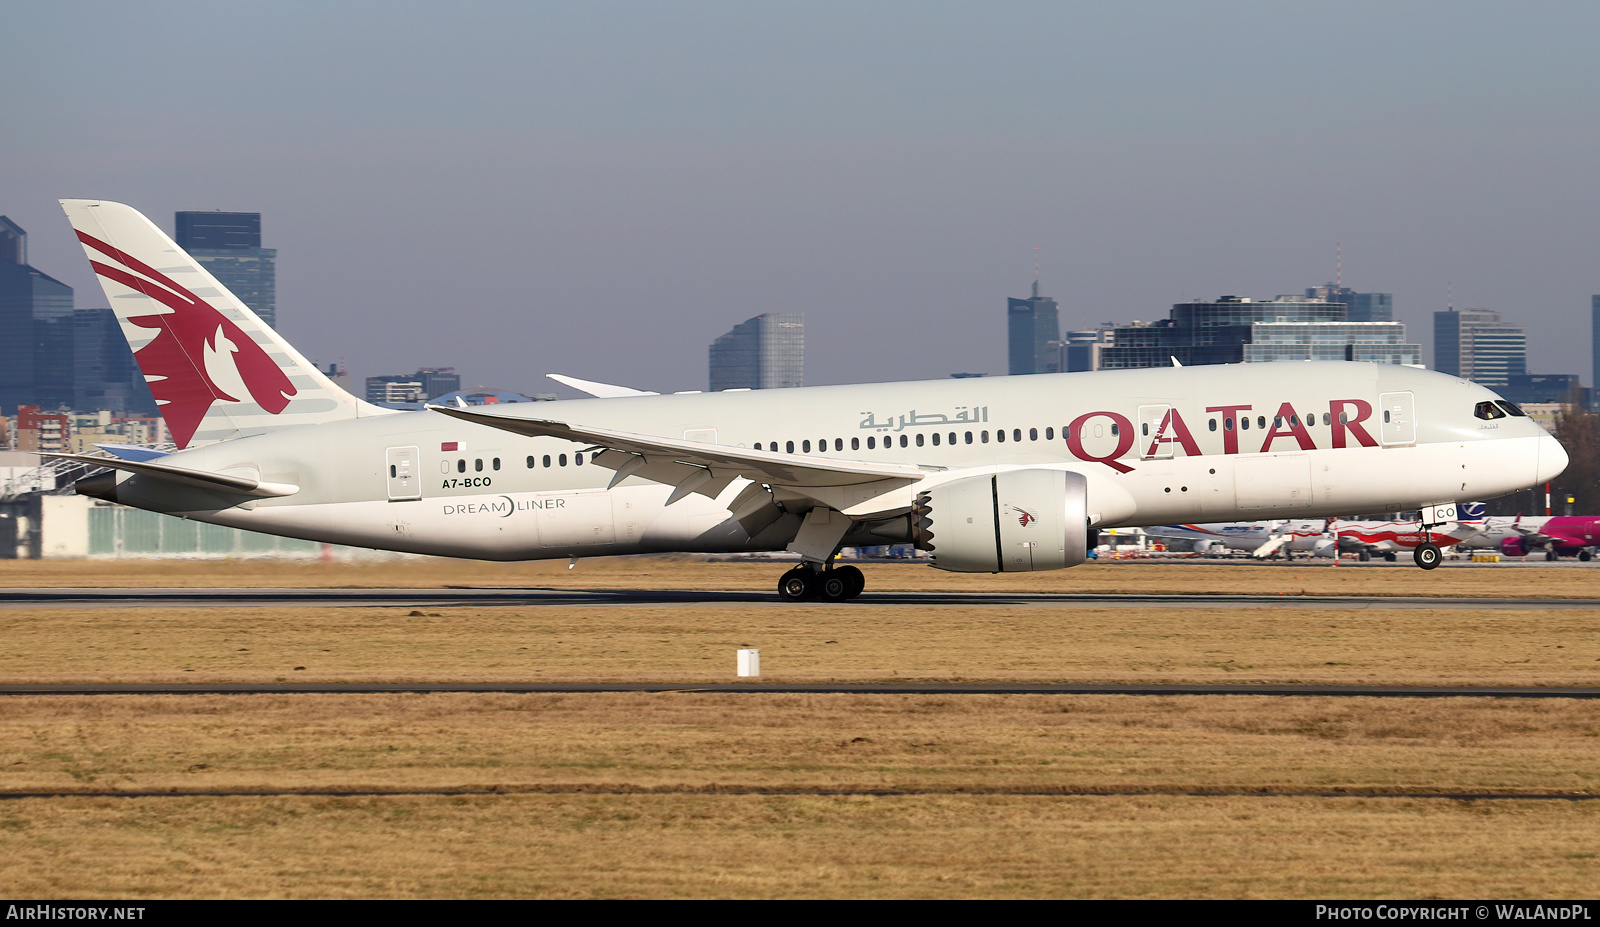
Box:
(77, 231), (297, 448)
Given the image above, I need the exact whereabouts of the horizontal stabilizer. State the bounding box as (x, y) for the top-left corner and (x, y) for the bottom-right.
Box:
(45, 452), (299, 498)
(94, 443), (171, 462)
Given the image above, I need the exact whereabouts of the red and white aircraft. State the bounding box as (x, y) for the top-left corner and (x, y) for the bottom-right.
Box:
(1145, 517), (1484, 562)
(47, 200), (1568, 597)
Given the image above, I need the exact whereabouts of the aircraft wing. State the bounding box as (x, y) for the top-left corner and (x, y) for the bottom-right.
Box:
(427, 404), (929, 509)
(546, 374), (660, 398)
(43, 452), (300, 498)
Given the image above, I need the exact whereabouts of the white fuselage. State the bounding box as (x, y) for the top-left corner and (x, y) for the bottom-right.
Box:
(99, 361), (1565, 562)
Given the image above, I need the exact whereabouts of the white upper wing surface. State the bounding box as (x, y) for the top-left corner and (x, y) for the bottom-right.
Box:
(428, 404), (930, 510)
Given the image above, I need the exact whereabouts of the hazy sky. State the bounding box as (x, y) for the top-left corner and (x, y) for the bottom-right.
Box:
(4, 1), (1597, 395)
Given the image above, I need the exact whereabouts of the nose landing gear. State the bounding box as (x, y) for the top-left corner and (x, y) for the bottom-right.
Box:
(1413, 542), (1442, 570)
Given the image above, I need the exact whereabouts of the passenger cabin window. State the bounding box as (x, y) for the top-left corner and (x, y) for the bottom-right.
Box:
(493, 458), (501, 470)
(474, 459), (483, 472)
(457, 459), (466, 473)
(899, 435), (908, 448)
(851, 437), (859, 450)
(526, 456), (535, 468)
(867, 437), (875, 449)
(915, 433), (924, 447)
(543, 455), (552, 468)
(559, 454), (568, 466)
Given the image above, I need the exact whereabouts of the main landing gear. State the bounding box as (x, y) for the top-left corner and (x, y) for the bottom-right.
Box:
(778, 563), (865, 602)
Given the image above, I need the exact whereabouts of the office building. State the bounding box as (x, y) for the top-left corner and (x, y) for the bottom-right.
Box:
(1059, 327), (1115, 373)
(365, 368), (460, 405)
(1305, 284), (1393, 322)
(709, 313), (804, 391)
(0, 217), (74, 414)
(174, 211), (277, 329)
(1433, 308), (1526, 387)
(1099, 295), (1420, 370)
(1501, 374), (1586, 407)
(1007, 282), (1060, 375)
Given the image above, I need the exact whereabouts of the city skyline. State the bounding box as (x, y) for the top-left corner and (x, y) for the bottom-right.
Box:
(4, 3), (1597, 395)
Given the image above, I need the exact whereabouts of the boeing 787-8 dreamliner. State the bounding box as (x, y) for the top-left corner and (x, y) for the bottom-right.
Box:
(49, 200), (1567, 599)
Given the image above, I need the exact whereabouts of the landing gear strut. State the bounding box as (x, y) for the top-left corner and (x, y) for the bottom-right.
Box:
(1413, 526), (1442, 571)
(777, 562), (865, 602)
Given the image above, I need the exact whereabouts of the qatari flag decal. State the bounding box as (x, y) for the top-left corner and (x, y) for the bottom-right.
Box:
(441, 441), (459, 452)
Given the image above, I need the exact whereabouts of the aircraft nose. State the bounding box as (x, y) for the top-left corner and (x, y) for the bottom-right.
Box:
(1535, 433), (1569, 485)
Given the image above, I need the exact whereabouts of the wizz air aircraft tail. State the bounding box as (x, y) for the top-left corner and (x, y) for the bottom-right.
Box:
(52, 200), (1570, 598)
(59, 199), (385, 448)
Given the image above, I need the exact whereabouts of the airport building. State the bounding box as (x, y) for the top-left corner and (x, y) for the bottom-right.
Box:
(174, 210), (277, 329)
(709, 313), (804, 391)
(1007, 282), (1060, 375)
(1098, 295), (1420, 370)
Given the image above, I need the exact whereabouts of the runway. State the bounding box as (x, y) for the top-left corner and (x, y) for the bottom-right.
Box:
(5, 586), (1599, 610)
(2, 682), (1598, 697)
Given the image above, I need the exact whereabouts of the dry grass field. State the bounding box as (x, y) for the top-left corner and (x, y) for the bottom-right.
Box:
(1, 557), (1598, 898)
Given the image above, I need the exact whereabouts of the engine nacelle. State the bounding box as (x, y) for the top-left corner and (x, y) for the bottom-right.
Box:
(912, 469), (1089, 573)
(1311, 538), (1339, 558)
(1500, 537), (1528, 557)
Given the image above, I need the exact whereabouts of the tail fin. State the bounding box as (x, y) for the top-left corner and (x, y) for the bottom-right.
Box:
(59, 199), (385, 448)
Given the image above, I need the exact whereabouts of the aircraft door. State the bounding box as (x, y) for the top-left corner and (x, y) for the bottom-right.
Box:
(1378, 391), (1416, 446)
(386, 446), (422, 501)
(1138, 405), (1175, 460)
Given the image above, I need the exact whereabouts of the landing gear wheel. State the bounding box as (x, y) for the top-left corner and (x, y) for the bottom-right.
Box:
(1357, 550), (1371, 562)
(835, 565), (865, 599)
(778, 567), (818, 601)
(1581, 551), (1593, 563)
(1414, 542), (1442, 570)
(1546, 550), (1559, 561)
(818, 571), (853, 601)
(1383, 551), (1397, 562)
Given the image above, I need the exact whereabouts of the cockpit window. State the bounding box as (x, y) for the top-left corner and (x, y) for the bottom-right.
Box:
(1494, 400), (1527, 417)
(1474, 401), (1506, 420)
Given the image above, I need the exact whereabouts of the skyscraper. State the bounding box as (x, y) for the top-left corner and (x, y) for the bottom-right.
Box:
(0, 216), (74, 414)
(1433, 308), (1525, 387)
(174, 211), (277, 329)
(1305, 284), (1393, 322)
(709, 313), (804, 391)
(1007, 281), (1060, 375)
(1592, 296), (1599, 406)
